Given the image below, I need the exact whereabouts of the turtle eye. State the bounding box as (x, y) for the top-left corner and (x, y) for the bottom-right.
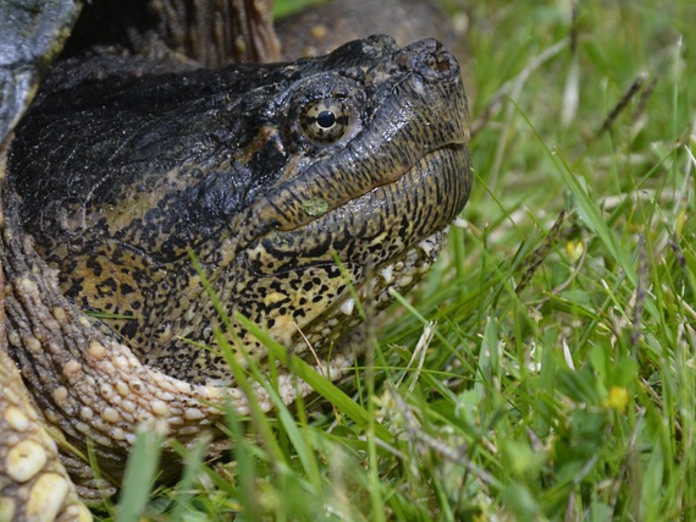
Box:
(300, 99), (353, 145)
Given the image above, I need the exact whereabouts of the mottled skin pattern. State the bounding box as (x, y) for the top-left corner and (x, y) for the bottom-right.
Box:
(0, 35), (471, 519)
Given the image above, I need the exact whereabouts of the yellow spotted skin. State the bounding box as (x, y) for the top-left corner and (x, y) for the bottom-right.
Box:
(0, 33), (472, 517)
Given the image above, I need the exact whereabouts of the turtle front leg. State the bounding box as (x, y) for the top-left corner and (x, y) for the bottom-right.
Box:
(0, 140), (91, 522)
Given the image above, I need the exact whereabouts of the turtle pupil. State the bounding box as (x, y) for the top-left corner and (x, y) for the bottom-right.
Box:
(316, 110), (336, 128)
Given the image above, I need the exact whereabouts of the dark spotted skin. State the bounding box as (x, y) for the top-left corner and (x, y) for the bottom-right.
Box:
(6, 35), (471, 384)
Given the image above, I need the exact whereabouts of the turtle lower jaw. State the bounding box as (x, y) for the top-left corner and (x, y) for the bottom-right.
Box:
(196, 228), (449, 387)
(198, 230), (448, 391)
(291, 226), (449, 361)
(346, 227), (448, 313)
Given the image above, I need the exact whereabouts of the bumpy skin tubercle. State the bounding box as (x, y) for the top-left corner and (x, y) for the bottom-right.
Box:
(1, 34), (472, 515)
(0, 345), (92, 522)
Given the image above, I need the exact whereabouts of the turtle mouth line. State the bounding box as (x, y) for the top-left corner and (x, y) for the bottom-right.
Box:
(299, 141), (467, 225)
(249, 142), (467, 279)
(351, 141), (466, 202)
(268, 141), (467, 237)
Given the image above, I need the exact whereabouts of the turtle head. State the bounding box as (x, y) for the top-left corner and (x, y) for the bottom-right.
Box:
(7, 36), (472, 383)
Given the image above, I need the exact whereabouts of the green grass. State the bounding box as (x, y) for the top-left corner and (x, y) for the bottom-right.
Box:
(100, 1), (696, 520)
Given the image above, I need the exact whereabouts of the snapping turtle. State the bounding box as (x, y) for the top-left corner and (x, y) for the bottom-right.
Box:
(0, 0), (471, 519)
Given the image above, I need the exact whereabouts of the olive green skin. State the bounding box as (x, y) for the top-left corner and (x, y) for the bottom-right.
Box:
(6, 35), (472, 385)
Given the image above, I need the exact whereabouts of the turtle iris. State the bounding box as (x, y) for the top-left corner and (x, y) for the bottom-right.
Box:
(300, 99), (352, 144)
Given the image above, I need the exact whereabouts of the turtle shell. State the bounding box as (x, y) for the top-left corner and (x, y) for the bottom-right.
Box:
(0, 0), (82, 145)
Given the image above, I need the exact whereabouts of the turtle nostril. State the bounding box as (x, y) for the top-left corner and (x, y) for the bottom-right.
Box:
(435, 54), (452, 72)
(429, 41), (456, 74)
(394, 38), (459, 80)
